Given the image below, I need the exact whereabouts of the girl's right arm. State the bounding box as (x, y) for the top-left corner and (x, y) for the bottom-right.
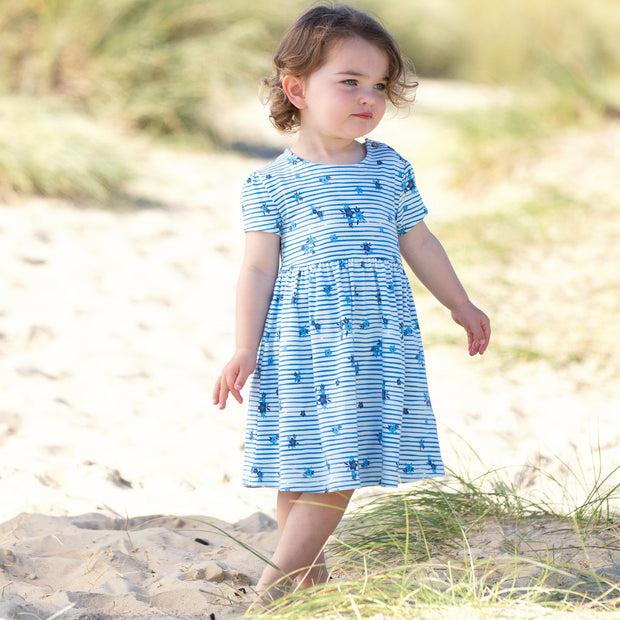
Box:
(213, 231), (280, 409)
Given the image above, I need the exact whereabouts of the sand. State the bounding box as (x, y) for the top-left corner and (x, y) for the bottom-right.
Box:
(0, 84), (619, 618)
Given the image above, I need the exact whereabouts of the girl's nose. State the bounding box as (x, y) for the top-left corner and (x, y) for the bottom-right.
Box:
(359, 89), (374, 105)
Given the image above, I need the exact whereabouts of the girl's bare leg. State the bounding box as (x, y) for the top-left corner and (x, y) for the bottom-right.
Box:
(256, 489), (354, 601)
(276, 490), (302, 534)
(276, 491), (326, 587)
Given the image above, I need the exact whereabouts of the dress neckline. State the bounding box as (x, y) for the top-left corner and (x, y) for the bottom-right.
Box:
(284, 138), (376, 167)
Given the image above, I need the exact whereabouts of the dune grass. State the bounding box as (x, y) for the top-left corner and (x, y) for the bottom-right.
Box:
(1, 0), (618, 202)
(6, 0), (617, 99)
(0, 0), (618, 140)
(0, 0), (297, 202)
(371, 0), (620, 88)
(243, 459), (619, 619)
(0, 0), (296, 140)
(0, 97), (132, 203)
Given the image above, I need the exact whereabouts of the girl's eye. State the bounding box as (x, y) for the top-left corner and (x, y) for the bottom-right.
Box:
(342, 79), (358, 86)
(374, 83), (387, 91)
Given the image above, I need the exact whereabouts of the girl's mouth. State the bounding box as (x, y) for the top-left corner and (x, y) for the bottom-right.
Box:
(353, 113), (373, 120)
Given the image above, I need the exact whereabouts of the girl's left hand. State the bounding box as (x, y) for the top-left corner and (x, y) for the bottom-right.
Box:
(450, 301), (491, 356)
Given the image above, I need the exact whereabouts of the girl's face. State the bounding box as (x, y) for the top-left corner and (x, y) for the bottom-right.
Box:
(298, 37), (389, 144)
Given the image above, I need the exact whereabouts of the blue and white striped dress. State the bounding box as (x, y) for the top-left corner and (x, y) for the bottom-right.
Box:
(241, 139), (444, 492)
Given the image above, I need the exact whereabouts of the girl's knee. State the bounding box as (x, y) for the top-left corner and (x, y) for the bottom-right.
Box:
(325, 488), (355, 505)
(303, 489), (354, 513)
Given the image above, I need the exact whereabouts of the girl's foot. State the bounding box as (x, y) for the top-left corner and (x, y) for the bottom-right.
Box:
(248, 581), (290, 612)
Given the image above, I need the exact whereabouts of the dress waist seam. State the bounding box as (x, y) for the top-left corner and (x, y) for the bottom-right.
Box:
(280, 256), (402, 273)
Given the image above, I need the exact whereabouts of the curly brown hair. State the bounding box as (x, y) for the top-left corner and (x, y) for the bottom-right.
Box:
(262, 3), (417, 133)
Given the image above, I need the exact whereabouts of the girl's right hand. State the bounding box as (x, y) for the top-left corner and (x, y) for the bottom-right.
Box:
(212, 349), (257, 409)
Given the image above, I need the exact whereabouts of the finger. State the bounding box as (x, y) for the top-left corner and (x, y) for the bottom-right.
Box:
(469, 338), (479, 356)
(212, 376), (222, 405)
(476, 319), (491, 355)
(216, 370), (230, 409)
(231, 386), (244, 405)
(224, 369), (245, 405)
(217, 377), (231, 409)
(482, 319), (491, 344)
(232, 363), (256, 404)
(467, 328), (474, 349)
(477, 336), (489, 355)
(236, 367), (253, 390)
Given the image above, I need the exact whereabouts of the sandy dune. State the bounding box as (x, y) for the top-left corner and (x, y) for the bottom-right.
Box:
(0, 511), (278, 618)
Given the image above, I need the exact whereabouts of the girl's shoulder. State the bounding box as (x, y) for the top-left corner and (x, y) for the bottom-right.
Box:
(241, 150), (299, 202)
(245, 150), (295, 183)
(366, 140), (411, 167)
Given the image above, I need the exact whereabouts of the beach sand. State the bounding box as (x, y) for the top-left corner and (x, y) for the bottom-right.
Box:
(1, 85), (618, 618)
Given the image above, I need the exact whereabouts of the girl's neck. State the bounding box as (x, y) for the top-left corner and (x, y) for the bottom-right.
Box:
(289, 136), (366, 165)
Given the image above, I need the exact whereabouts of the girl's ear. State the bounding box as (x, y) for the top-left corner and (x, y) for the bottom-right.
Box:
(282, 74), (307, 110)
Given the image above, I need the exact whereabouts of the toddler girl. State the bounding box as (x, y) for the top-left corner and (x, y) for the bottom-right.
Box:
(213, 2), (490, 604)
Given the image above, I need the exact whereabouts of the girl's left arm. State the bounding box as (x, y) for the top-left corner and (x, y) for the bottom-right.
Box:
(399, 221), (491, 356)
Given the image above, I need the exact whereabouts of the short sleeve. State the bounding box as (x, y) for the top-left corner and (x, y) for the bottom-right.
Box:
(241, 172), (281, 235)
(396, 162), (428, 236)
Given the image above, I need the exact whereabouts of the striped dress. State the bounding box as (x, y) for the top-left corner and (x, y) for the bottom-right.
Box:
(241, 139), (444, 492)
